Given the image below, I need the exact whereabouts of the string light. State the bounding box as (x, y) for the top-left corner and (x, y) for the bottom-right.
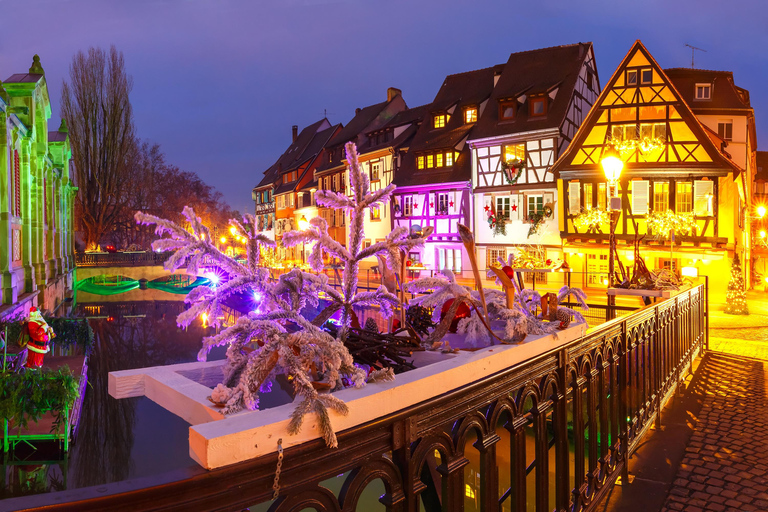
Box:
(574, 208), (610, 231)
(646, 210), (697, 238)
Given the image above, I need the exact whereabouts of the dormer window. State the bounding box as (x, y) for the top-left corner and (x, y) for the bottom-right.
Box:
(433, 114), (449, 128)
(464, 107), (478, 124)
(530, 97), (547, 117)
(626, 70), (638, 85)
(499, 100), (515, 120)
(695, 83), (712, 100)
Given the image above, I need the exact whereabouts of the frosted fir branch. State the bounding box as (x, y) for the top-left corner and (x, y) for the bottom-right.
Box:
(349, 287), (399, 318)
(357, 183), (396, 210)
(558, 286), (589, 311)
(314, 190), (355, 211)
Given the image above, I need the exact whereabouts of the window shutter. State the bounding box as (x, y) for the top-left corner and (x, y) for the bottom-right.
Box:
(568, 182), (580, 214)
(694, 180), (714, 216)
(631, 180), (649, 215)
(544, 192), (555, 218)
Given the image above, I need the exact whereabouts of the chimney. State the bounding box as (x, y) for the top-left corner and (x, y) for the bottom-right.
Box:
(355, 108), (362, 115)
(292, 125), (298, 142)
(387, 87), (402, 102)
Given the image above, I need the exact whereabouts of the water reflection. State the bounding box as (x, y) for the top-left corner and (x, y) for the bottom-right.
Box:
(2, 300), (220, 502)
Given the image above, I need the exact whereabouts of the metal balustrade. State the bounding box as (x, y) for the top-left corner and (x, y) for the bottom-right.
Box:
(35, 279), (707, 512)
(74, 251), (172, 267)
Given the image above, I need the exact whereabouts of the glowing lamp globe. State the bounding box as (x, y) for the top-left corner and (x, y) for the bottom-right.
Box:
(219, 236), (227, 244)
(229, 226), (237, 236)
(761, 230), (767, 239)
(758, 205), (767, 218)
(299, 215), (309, 231)
(601, 147), (623, 182)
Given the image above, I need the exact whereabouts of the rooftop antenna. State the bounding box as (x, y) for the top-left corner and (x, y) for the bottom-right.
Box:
(685, 44), (707, 69)
(320, 109), (335, 119)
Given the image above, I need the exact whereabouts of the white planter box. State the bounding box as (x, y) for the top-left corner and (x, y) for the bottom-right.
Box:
(109, 322), (587, 470)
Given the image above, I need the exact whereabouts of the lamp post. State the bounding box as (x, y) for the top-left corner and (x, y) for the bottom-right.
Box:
(601, 146), (624, 318)
(298, 215), (309, 265)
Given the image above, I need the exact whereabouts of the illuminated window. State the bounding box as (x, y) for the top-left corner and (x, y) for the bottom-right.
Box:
(718, 122), (733, 141)
(496, 196), (510, 219)
(499, 101), (515, 120)
(640, 123), (667, 140)
(641, 68), (653, 84)
(676, 182), (693, 213)
(370, 205), (380, 220)
(504, 143), (526, 163)
(417, 156), (425, 169)
(465, 107), (477, 123)
(527, 195), (544, 218)
(404, 196), (413, 216)
(653, 182), (669, 212)
(427, 154), (434, 168)
(583, 182), (593, 209)
(434, 114), (446, 128)
(436, 153), (443, 167)
(627, 70), (638, 85)
(597, 183), (607, 210)
(487, 248), (506, 268)
(612, 124), (638, 141)
(587, 253), (608, 285)
(13, 150), (21, 217)
(445, 152), (454, 166)
(437, 193), (449, 215)
(438, 248), (462, 272)
(695, 84), (711, 100)
(530, 98), (546, 116)
(371, 161), (381, 180)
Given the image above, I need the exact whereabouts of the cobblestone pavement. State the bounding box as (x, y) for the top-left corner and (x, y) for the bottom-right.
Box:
(661, 342), (768, 512)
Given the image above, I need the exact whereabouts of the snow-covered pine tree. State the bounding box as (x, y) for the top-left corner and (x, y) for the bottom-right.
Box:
(135, 141), (429, 448)
(724, 254), (749, 315)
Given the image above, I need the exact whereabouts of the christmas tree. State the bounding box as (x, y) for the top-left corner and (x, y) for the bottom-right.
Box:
(724, 254), (749, 315)
(135, 142), (429, 448)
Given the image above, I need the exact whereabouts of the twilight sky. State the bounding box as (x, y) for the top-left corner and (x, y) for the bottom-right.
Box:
(1, 0), (767, 214)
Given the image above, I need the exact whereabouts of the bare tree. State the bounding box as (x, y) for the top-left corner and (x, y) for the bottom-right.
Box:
(61, 46), (135, 249)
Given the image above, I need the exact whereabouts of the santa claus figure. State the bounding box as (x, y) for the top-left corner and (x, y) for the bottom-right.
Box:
(23, 307), (55, 369)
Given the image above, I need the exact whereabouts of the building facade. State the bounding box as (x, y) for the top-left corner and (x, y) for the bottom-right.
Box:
(552, 41), (749, 297)
(468, 43), (600, 273)
(0, 56), (77, 317)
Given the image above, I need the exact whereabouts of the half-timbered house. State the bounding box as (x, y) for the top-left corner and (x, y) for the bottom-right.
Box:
(252, 119), (339, 264)
(468, 43), (600, 273)
(354, 103), (429, 263)
(392, 67), (500, 273)
(551, 40), (749, 296)
(315, 89), (407, 259)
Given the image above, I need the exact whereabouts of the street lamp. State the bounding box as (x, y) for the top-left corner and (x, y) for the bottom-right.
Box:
(602, 146), (624, 318)
(758, 205), (767, 218)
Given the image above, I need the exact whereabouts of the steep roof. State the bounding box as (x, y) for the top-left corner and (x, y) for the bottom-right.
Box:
(471, 43), (593, 140)
(359, 104), (431, 155)
(665, 68), (752, 111)
(317, 96), (406, 172)
(272, 123), (340, 195)
(254, 118), (331, 189)
(756, 151), (768, 182)
(551, 40), (742, 178)
(393, 66), (500, 187)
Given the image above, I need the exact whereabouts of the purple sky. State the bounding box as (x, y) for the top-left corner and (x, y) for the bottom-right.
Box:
(2, 0), (767, 214)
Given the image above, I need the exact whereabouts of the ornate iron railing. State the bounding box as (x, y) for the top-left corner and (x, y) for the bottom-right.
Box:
(32, 281), (707, 512)
(74, 251), (172, 267)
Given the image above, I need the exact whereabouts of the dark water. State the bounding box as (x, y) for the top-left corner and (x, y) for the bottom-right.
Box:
(0, 300), (225, 504)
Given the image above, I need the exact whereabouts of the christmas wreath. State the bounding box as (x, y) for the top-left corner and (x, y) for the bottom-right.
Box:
(543, 204), (553, 218)
(501, 158), (526, 185)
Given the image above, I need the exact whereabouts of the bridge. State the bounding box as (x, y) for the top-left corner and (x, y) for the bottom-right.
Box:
(74, 251), (208, 301)
(21, 277), (709, 512)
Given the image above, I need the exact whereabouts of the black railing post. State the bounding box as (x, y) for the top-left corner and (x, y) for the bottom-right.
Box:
(618, 320), (630, 484)
(705, 275), (709, 352)
(476, 433), (500, 512)
(555, 348), (570, 511)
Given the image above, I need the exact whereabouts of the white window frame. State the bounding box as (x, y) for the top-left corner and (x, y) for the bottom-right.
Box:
(695, 83), (711, 100)
(404, 196), (413, 216)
